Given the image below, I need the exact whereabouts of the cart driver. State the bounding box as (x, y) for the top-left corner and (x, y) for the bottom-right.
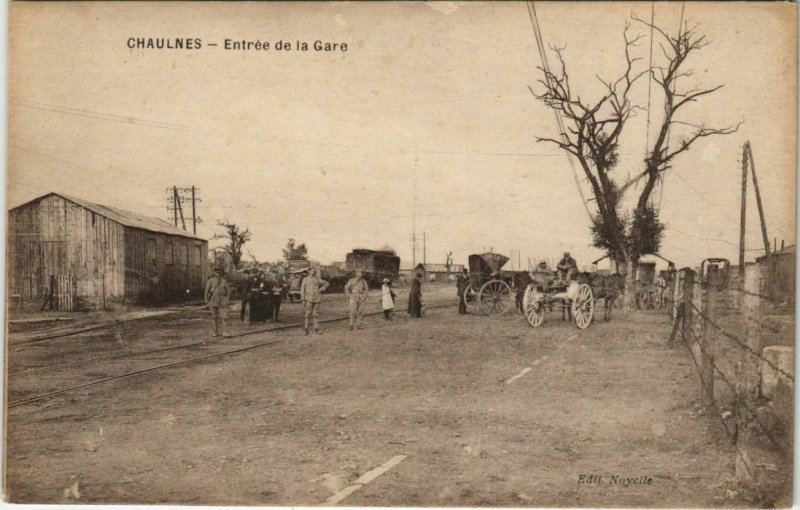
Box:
(531, 259), (552, 290)
(557, 252), (578, 283)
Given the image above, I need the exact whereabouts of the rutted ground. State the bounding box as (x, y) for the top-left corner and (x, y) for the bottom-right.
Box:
(6, 286), (749, 506)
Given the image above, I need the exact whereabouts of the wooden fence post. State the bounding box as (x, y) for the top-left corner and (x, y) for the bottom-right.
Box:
(702, 281), (718, 406)
(682, 270), (695, 348)
(741, 263), (763, 399)
(735, 262), (763, 482)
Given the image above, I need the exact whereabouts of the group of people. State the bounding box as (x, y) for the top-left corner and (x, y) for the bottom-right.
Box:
(204, 266), (431, 338)
(240, 269), (287, 325)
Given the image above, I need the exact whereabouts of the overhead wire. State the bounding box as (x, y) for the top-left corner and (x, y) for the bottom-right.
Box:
(657, 1), (686, 211)
(525, 1), (593, 221)
(644, 1), (655, 181)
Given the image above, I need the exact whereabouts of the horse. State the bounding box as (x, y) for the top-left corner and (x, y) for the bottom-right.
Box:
(575, 272), (624, 322)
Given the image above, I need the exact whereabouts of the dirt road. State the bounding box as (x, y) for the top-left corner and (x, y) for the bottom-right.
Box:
(6, 285), (748, 506)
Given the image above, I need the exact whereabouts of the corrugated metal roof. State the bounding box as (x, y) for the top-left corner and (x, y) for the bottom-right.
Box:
(12, 192), (206, 241)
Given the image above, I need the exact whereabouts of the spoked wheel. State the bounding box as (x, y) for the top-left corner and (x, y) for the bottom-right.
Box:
(522, 285), (545, 327)
(463, 285), (480, 314)
(637, 286), (659, 310)
(571, 283), (594, 329)
(478, 280), (513, 314)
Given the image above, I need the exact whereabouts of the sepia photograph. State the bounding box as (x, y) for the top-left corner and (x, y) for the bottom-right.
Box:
(4, 1), (796, 507)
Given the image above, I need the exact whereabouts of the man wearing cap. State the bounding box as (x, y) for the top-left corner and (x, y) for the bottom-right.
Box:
(532, 259), (552, 290)
(456, 267), (470, 315)
(344, 270), (369, 330)
(300, 267), (330, 335)
(408, 272), (423, 318)
(557, 252), (578, 283)
(206, 267), (232, 338)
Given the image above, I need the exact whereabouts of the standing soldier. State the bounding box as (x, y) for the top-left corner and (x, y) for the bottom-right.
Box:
(456, 267), (470, 315)
(272, 273), (286, 322)
(300, 267), (329, 335)
(239, 269), (251, 323)
(344, 270), (370, 330)
(206, 267), (231, 338)
(408, 272), (423, 318)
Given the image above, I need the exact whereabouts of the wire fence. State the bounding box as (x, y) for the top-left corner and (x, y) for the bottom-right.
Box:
(665, 255), (793, 491)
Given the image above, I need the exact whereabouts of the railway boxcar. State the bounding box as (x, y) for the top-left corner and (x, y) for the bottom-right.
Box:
(345, 249), (400, 287)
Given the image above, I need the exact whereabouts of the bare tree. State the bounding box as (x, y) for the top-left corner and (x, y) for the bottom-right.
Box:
(532, 16), (739, 265)
(213, 221), (252, 270)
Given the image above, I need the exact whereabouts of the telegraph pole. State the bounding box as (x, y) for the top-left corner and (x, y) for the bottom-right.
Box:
(167, 186), (202, 233)
(422, 232), (427, 265)
(172, 186), (178, 227)
(746, 142), (770, 257)
(412, 232), (416, 267)
(739, 145), (748, 277)
(191, 186), (197, 235)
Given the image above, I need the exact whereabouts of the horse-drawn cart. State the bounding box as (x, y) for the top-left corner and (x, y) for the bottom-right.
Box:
(462, 253), (515, 314)
(522, 280), (595, 329)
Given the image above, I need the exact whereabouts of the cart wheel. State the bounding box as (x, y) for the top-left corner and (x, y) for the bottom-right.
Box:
(637, 286), (658, 310)
(522, 285), (545, 327)
(571, 283), (594, 329)
(463, 285), (479, 314)
(478, 280), (512, 314)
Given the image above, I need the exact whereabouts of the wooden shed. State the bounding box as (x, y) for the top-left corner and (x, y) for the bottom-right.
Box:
(8, 192), (208, 310)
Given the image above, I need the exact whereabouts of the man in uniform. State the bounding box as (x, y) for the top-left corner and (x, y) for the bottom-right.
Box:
(300, 266), (330, 335)
(344, 270), (369, 330)
(557, 251), (578, 283)
(206, 267), (231, 338)
(271, 272), (286, 322)
(456, 267), (470, 315)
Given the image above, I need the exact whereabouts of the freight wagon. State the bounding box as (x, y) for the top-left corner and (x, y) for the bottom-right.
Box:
(345, 249), (400, 288)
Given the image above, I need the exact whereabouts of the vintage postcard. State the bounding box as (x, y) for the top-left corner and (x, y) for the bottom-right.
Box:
(4, 1), (796, 508)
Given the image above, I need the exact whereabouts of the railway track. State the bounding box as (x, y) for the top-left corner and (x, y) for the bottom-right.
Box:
(8, 305), (209, 346)
(8, 301), (458, 409)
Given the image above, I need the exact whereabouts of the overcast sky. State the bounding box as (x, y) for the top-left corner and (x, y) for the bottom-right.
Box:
(7, 2), (796, 270)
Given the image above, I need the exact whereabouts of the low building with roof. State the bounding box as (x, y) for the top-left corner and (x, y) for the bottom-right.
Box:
(8, 192), (208, 310)
(414, 262), (466, 283)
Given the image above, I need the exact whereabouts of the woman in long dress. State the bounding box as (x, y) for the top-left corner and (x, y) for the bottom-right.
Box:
(249, 272), (270, 324)
(407, 272), (422, 318)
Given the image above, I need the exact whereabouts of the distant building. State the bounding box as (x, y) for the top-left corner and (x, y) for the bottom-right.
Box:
(414, 262), (465, 283)
(8, 192), (208, 310)
(756, 245), (795, 305)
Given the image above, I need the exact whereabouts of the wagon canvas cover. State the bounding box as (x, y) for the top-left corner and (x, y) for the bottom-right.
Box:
(468, 253), (510, 276)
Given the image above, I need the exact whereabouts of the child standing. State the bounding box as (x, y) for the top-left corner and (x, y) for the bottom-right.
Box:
(381, 278), (396, 320)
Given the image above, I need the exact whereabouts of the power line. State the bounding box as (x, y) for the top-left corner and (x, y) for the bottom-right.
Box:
(657, 1), (687, 211)
(10, 99), (198, 133)
(644, 1), (655, 162)
(525, 1), (593, 220)
(669, 169), (738, 224)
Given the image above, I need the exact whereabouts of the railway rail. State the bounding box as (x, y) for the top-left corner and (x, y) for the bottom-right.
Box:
(9, 305), (208, 346)
(8, 301), (457, 409)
